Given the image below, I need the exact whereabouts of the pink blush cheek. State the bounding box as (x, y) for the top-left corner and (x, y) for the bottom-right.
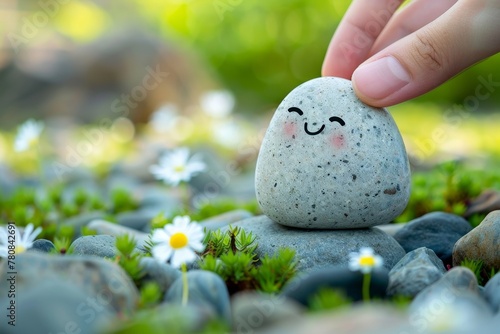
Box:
(330, 133), (347, 149)
(283, 122), (297, 138)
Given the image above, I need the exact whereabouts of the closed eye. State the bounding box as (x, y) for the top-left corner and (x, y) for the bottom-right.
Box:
(329, 116), (345, 126)
(288, 107), (303, 116)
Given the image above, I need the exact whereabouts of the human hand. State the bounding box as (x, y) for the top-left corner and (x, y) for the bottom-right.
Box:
(322, 0), (500, 107)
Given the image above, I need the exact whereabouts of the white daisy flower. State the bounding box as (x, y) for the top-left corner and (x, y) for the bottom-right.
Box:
(151, 216), (205, 268)
(150, 147), (206, 186)
(200, 90), (235, 118)
(348, 247), (384, 274)
(0, 223), (42, 257)
(14, 119), (44, 152)
(149, 104), (179, 133)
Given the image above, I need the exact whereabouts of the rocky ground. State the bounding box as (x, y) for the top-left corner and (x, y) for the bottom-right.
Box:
(0, 159), (499, 334)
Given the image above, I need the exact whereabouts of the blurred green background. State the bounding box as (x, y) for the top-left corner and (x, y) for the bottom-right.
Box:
(1, 0), (500, 163)
(2, 0), (500, 110)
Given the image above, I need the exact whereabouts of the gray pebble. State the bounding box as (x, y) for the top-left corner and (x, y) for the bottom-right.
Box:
(394, 211), (471, 266)
(255, 77), (410, 229)
(387, 247), (446, 297)
(0, 252), (139, 314)
(0, 279), (113, 334)
(71, 235), (117, 258)
(453, 210), (500, 274)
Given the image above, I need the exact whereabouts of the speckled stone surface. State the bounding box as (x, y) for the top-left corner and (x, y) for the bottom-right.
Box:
(255, 77), (410, 229)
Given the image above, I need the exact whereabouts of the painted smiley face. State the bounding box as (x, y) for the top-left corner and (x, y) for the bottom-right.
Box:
(288, 107), (346, 135)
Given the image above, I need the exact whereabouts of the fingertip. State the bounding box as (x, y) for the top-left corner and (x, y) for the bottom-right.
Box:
(351, 79), (385, 107)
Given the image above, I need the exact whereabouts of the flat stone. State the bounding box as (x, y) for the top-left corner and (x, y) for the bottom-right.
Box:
(0, 252), (139, 314)
(387, 247), (446, 297)
(200, 209), (253, 231)
(282, 266), (389, 306)
(88, 219), (149, 249)
(165, 270), (231, 324)
(453, 210), (500, 273)
(0, 279), (113, 334)
(71, 235), (117, 258)
(224, 216), (406, 273)
(255, 77), (410, 229)
(394, 212), (471, 266)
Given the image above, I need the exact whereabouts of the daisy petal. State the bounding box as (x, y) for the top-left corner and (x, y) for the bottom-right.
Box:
(152, 229), (170, 243)
(171, 248), (197, 268)
(152, 244), (173, 263)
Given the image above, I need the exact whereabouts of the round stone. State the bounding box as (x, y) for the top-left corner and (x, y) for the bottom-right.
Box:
(255, 77), (410, 229)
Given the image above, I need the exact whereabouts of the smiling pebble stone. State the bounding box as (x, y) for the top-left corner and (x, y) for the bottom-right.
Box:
(255, 77), (411, 229)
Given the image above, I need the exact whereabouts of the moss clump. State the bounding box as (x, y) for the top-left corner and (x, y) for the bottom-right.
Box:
(199, 226), (297, 294)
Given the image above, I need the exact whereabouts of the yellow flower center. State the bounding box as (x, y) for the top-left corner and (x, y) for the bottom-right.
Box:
(174, 165), (186, 173)
(359, 255), (375, 267)
(170, 232), (188, 249)
(16, 245), (26, 254)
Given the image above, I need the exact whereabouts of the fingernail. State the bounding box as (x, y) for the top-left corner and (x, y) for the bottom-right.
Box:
(353, 56), (410, 99)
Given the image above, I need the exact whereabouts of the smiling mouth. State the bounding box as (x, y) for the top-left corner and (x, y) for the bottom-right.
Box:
(304, 122), (325, 136)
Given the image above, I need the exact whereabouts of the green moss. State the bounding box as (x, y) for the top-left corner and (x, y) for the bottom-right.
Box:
(308, 287), (352, 312)
(199, 227), (297, 295)
(396, 161), (500, 226)
(115, 234), (144, 283)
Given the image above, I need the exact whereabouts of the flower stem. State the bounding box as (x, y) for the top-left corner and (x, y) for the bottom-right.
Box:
(181, 262), (188, 306)
(362, 273), (371, 302)
(181, 183), (190, 212)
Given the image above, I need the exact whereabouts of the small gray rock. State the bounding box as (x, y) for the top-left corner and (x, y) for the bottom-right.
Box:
(484, 273), (500, 313)
(0, 279), (113, 334)
(408, 267), (494, 333)
(0, 252), (139, 314)
(200, 209), (253, 231)
(231, 292), (304, 333)
(387, 247), (446, 297)
(87, 219), (149, 249)
(453, 210), (500, 273)
(29, 239), (56, 253)
(224, 216), (406, 273)
(165, 270), (231, 324)
(410, 267), (481, 313)
(139, 257), (181, 294)
(255, 77), (410, 229)
(394, 212), (471, 266)
(71, 235), (117, 258)
(409, 290), (493, 333)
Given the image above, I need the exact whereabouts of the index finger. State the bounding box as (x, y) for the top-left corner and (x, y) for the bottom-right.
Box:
(322, 0), (404, 78)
